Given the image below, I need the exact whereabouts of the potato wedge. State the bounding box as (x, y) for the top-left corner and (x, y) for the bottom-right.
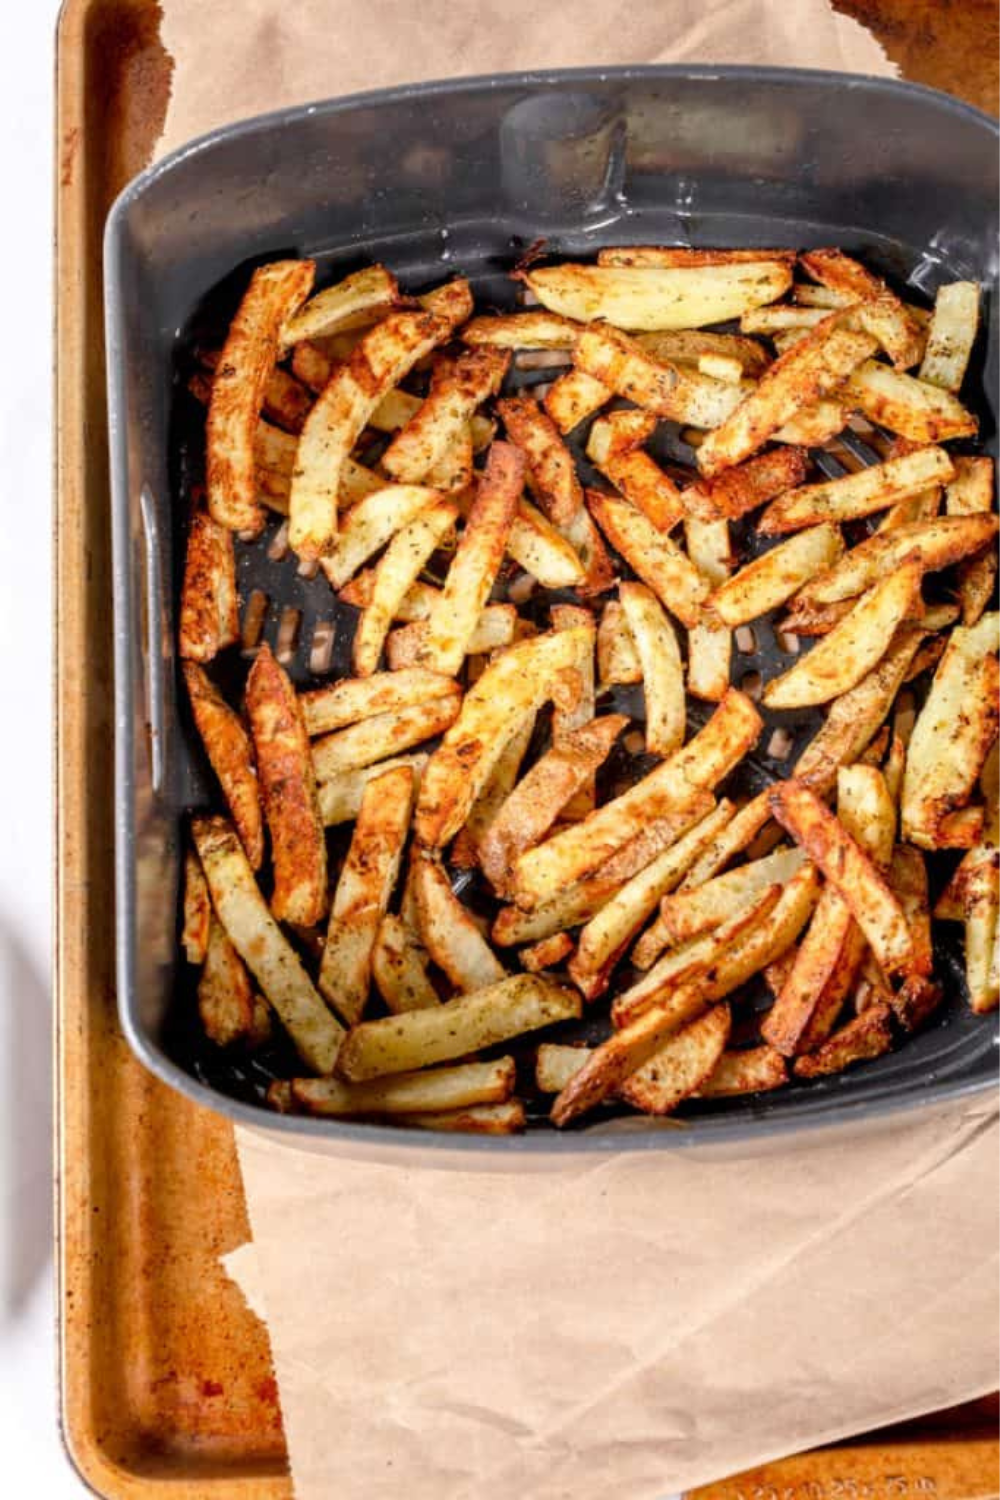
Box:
(793, 1002), (893, 1077)
(512, 689), (762, 906)
(290, 310), (446, 558)
(656, 846), (807, 948)
(543, 367), (612, 433)
(769, 779), (913, 973)
(192, 814), (343, 1073)
(350, 501), (459, 676)
(574, 324), (747, 429)
(635, 327), (771, 377)
(901, 613), (1000, 850)
(759, 446), (954, 535)
(183, 661), (264, 868)
(696, 1045), (788, 1097)
(498, 397), (583, 526)
(597, 599), (642, 686)
(182, 848), (212, 965)
(415, 443), (523, 674)
(523, 260), (792, 331)
(520, 933), (575, 973)
(460, 310), (582, 348)
(178, 511), (241, 662)
(798, 250), (923, 367)
(196, 346), (313, 434)
(414, 854), (507, 991)
(371, 913), (440, 1013)
(686, 446), (809, 524)
(386, 604), (517, 670)
(620, 1003), (731, 1114)
(479, 715), (628, 893)
(946, 457), (997, 627)
(382, 348), (509, 483)
(292, 1057), (514, 1116)
(415, 626), (592, 847)
(337, 974), (581, 1080)
(319, 765), (415, 1024)
(587, 490), (708, 628)
(710, 524), (844, 628)
(844, 360), (977, 443)
(312, 690), (461, 782)
(320, 484), (441, 591)
(793, 514), (997, 609)
(301, 668), (456, 737)
(696, 317), (877, 477)
(762, 560), (923, 709)
(281, 265), (399, 348)
(919, 280), (980, 392)
(207, 259), (314, 534)
(198, 917), (255, 1047)
(619, 581), (685, 755)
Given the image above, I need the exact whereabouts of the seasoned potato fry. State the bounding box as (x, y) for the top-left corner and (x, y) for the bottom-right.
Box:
(337, 974), (581, 1080)
(619, 582), (685, 755)
(597, 599), (643, 686)
(502, 496), (587, 588)
(620, 1003), (731, 1114)
(587, 490), (708, 628)
(391, 1100), (527, 1134)
(523, 260), (792, 331)
(769, 779), (913, 973)
(762, 560), (923, 709)
(946, 457), (997, 627)
(562, 500), (617, 596)
(417, 278), (475, 327)
(919, 280), (980, 392)
(543, 367), (612, 433)
(901, 613), (1000, 850)
(512, 689), (762, 906)
(179, 511), (240, 663)
(301, 668), (456, 737)
(575, 324), (747, 429)
(414, 854), (507, 991)
(710, 524), (843, 627)
(793, 514), (996, 610)
(740, 305), (833, 334)
(686, 446), (809, 523)
(290, 310), (446, 559)
(371, 913), (440, 1013)
(656, 846), (806, 948)
(844, 360), (977, 443)
(319, 765), (415, 1024)
(697, 317), (877, 477)
(382, 348), (509, 482)
(320, 484), (441, 590)
(312, 691), (461, 782)
(793, 1002), (893, 1077)
(635, 327), (771, 377)
(520, 932), (574, 973)
(598, 246), (796, 269)
(460, 310), (582, 348)
(957, 847), (1000, 1013)
(760, 446), (954, 534)
(182, 848), (212, 965)
(198, 917), (255, 1047)
(207, 260), (314, 534)
(550, 605), (597, 818)
(196, 346), (313, 434)
(292, 1056), (514, 1116)
(798, 250), (922, 367)
(351, 501), (459, 676)
(536, 1042), (592, 1093)
(183, 661), (264, 868)
(192, 815), (343, 1073)
(696, 1045), (788, 1097)
(498, 397), (583, 526)
(281, 265), (399, 348)
(452, 713), (537, 869)
(415, 626), (592, 847)
(888, 844), (933, 982)
(387, 604), (518, 670)
(479, 715), (628, 893)
(772, 399), (848, 447)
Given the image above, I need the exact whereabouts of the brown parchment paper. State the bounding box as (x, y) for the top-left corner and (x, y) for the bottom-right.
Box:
(152, 3), (997, 1495)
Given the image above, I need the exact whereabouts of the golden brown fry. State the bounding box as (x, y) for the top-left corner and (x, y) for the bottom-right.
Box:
(498, 396), (583, 526)
(292, 1057), (515, 1116)
(520, 932), (574, 973)
(575, 324), (747, 429)
(687, 447), (810, 524)
(794, 514), (997, 609)
(382, 348), (509, 483)
(281, 265), (399, 348)
(183, 661), (264, 868)
(350, 502), (459, 676)
(543, 367), (612, 433)
(597, 599), (642, 686)
(656, 846), (806, 948)
(178, 511), (240, 662)
(888, 844), (933, 981)
(563, 499), (617, 596)
(550, 605), (597, 818)
(319, 765), (415, 1024)
(619, 582), (685, 755)
(844, 360), (977, 443)
(635, 327), (771, 377)
(711, 524), (843, 628)
(182, 848), (212, 965)
(207, 259), (315, 534)
(452, 713), (537, 869)
(793, 1003), (893, 1077)
(695, 1045), (788, 1097)
(390, 1101), (527, 1134)
(946, 457), (998, 627)
(197, 345), (313, 433)
(460, 310), (582, 347)
(760, 446), (954, 535)
(320, 484), (441, 591)
(386, 605), (518, 669)
(371, 913), (440, 1014)
(587, 490), (708, 628)
(198, 917), (255, 1047)
(418, 279), (475, 327)
(919, 280), (980, 392)
(798, 249), (923, 367)
(524, 260), (792, 331)
(301, 668), (456, 737)
(312, 690), (461, 781)
(620, 1003), (731, 1114)
(598, 246), (797, 268)
(414, 854), (507, 991)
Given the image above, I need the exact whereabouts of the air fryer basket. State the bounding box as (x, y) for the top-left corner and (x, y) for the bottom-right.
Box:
(106, 67), (999, 1156)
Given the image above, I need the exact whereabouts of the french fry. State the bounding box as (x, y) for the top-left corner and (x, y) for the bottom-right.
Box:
(386, 604), (517, 670)
(183, 661), (264, 868)
(551, 605), (597, 818)
(798, 250), (923, 367)
(382, 348), (509, 482)
(292, 1057), (515, 1116)
(598, 246), (797, 269)
(371, 913), (440, 1013)
(207, 260), (315, 534)
(587, 410), (684, 532)
(415, 626), (592, 847)
(620, 1003), (731, 1114)
(460, 310), (582, 348)
(350, 501), (459, 676)
(512, 689), (762, 906)
(536, 1043), (592, 1093)
(337, 974), (581, 1080)
(281, 264), (399, 348)
(192, 815), (343, 1073)
(698, 352), (748, 384)
(901, 612), (1000, 850)
(759, 446), (953, 535)
(425, 422), (473, 493)
(478, 715), (628, 893)
(792, 514), (997, 609)
(946, 457), (997, 627)
(415, 443), (523, 675)
(312, 690), (461, 782)
(452, 713), (537, 869)
(197, 346), (313, 433)
(793, 1003), (893, 1077)
(320, 484), (441, 590)
(655, 846), (807, 948)
(697, 316), (876, 477)
(587, 490), (708, 628)
(686, 446), (809, 524)
(772, 399), (848, 447)
(957, 847), (1000, 1013)
(574, 324), (747, 429)
(178, 511), (240, 662)
(198, 917), (255, 1047)
(520, 932), (574, 973)
(597, 599), (643, 686)
(502, 496), (587, 588)
(498, 397), (583, 526)
(740, 305), (834, 334)
(290, 310), (446, 559)
(182, 848), (212, 966)
(523, 260), (792, 331)
(414, 854), (507, 991)
(318, 765), (415, 1024)
(888, 844), (933, 981)
(301, 667), (457, 737)
(635, 327), (771, 377)
(544, 367), (612, 433)
(696, 1045), (788, 1097)
(418, 278), (475, 327)
(710, 524), (843, 627)
(619, 581), (685, 755)
(390, 1100), (526, 1134)
(762, 560), (924, 709)
(844, 360), (977, 443)
(680, 521), (732, 700)
(769, 779), (913, 973)
(919, 280), (980, 392)
(562, 500), (617, 596)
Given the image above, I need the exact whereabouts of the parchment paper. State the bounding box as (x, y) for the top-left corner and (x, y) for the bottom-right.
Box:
(152, 2), (997, 1494)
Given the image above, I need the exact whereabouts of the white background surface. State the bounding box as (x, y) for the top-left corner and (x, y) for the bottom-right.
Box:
(0, 0), (83, 1490)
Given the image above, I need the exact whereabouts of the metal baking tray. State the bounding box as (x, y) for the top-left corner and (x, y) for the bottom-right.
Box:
(104, 66), (999, 1156)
